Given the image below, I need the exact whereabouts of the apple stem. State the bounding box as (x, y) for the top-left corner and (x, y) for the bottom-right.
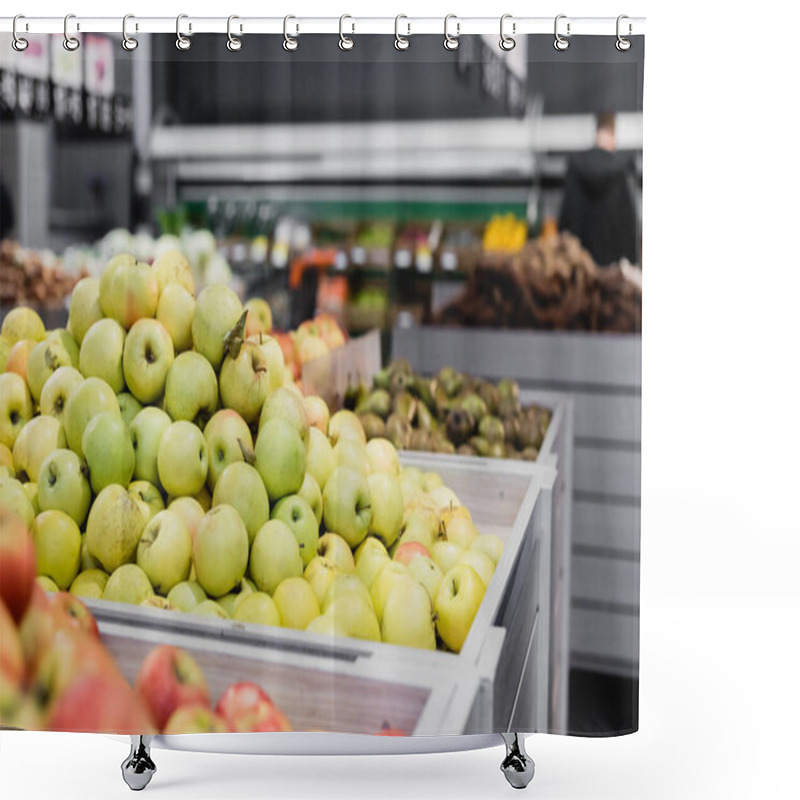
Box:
(238, 438), (256, 465)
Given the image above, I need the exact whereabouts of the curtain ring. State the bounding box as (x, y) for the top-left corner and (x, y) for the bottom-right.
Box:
(12, 15), (29, 52)
(63, 13), (80, 51)
(444, 14), (459, 51)
(394, 15), (410, 51)
(122, 14), (138, 51)
(616, 14), (632, 51)
(227, 15), (242, 51)
(176, 14), (192, 50)
(554, 14), (570, 51)
(283, 15), (299, 51)
(339, 14), (354, 50)
(499, 14), (515, 51)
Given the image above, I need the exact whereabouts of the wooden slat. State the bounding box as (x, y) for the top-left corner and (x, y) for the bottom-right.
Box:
(569, 607), (639, 674)
(574, 446), (641, 498)
(571, 554), (640, 610)
(572, 500), (641, 553)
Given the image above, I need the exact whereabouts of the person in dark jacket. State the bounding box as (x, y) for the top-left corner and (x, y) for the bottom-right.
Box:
(559, 112), (638, 266)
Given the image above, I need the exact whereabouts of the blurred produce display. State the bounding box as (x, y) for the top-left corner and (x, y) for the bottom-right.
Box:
(0, 252), (501, 664)
(482, 214), (528, 253)
(0, 241), (86, 308)
(345, 359), (551, 461)
(436, 232), (642, 332)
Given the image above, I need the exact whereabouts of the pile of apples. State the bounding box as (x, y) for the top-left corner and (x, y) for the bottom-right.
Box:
(0, 511), (292, 733)
(274, 313), (347, 385)
(0, 250), (502, 656)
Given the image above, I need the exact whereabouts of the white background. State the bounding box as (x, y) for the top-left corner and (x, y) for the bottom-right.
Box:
(2, 1), (799, 798)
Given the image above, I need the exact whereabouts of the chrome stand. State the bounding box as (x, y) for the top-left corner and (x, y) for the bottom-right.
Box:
(500, 733), (535, 789)
(121, 735), (156, 791)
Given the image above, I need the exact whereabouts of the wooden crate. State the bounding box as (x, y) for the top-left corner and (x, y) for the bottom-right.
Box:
(88, 457), (550, 735)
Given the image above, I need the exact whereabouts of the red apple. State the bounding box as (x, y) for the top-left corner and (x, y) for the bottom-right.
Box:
(274, 333), (296, 371)
(135, 645), (210, 730)
(0, 508), (37, 622)
(163, 703), (229, 734)
(215, 682), (292, 733)
(0, 599), (24, 688)
(48, 673), (156, 734)
(50, 592), (100, 639)
(393, 541), (431, 567)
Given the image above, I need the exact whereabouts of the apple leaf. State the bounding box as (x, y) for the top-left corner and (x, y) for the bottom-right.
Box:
(223, 311), (249, 360)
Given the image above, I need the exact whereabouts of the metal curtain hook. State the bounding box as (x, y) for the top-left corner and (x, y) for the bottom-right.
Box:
(227, 15), (242, 51)
(444, 14), (459, 51)
(394, 15), (410, 51)
(339, 15), (354, 50)
(63, 13), (80, 51)
(122, 14), (138, 51)
(12, 15), (29, 52)
(176, 14), (191, 50)
(499, 14), (515, 51)
(554, 14), (570, 51)
(616, 14), (632, 51)
(283, 15), (299, 51)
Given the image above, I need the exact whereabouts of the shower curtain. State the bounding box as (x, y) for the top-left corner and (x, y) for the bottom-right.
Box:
(0, 20), (643, 740)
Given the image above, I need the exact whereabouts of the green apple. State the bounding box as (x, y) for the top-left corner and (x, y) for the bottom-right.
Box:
(192, 505), (249, 598)
(0, 442), (14, 477)
(400, 466), (425, 489)
(333, 438), (369, 476)
(116, 392), (143, 427)
(434, 564), (486, 653)
(422, 471), (444, 492)
(0, 335), (9, 372)
(322, 466), (372, 549)
(233, 592), (281, 627)
(22, 481), (38, 514)
(321, 573), (373, 613)
(470, 534), (505, 565)
(247, 333), (284, 392)
(328, 410), (366, 446)
(63, 377), (120, 458)
(397, 518), (436, 552)
(408, 555), (444, 602)
(26, 339), (72, 404)
(79, 318), (126, 393)
(106, 259), (159, 329)
(69, 569), (109, 600)
(212, 462), (269, 545)
(12, 416), (66, 483)
(166, 580), (206, 612)
(140, 595), (175, 611)
(298, 472), (322, 526)
(164, 351), (219, 427)
(381, 578), (436, 650)
(80, 533), (100, 571)
(136, 509), (192, 595)
(152, 249), (194, 296)
(457, 549), (495, 589)
(271, 494), (318, 568)
(320, 593), (380, 641)
(168, 496), (205, 544)
(305, 427), (335, 492)
(203, 409), (253, 490)
(317, 532), (354, 573)
(0, 372), (33, 449)
(191, 284), (244, 370)
(258, 386), (309, 446)
(272, 577), (319, 630)
(442, 516), (479, 549)
(1, 306), (45, 344)
(244, 298), (273, 336)
(67, 277), (103, 344)
(86, 483), (150, 572)
(98, 253), (135, 318)
(369, 562), (414, 624)
(354, 537), (391, 589)
(102, 563), (154, 605)
(365, 438), (400, 476)
(220, 342), (270, 425)
(303, 556), (338, 605)
(128, 480), (165, 521)
(0, 477), (35, 527)
(431, 541), (465, 574)
(39, 366), (83, 424)
(249, 519), (303, 595)
(191, 600), (229, 619)
(122, 319), (174, 403)
(366, 473), (404, 548)
(156, 283), (195, 353)
(254, 418), (305, 504)
(82, 412), (135, 493)
(157, 421), (208, 497)
(303, 395), (330, 434)
(37, 449), (91, 527)
(32, 509), (81, 590)
(429, 486), (462, 514)
(217, 581), (253, 616)
(36, 575), (59, 593)
(130, 406), (171, 487)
